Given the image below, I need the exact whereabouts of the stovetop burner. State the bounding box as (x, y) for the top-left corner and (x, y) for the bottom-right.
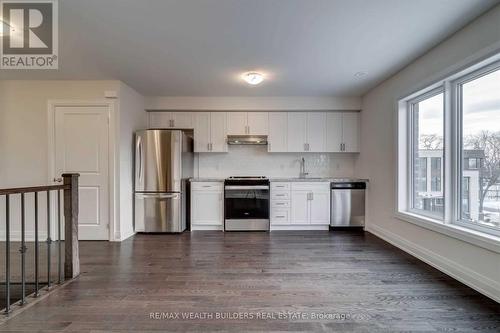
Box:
(225, 176), (269, 186)
(227, 176), (267, 180)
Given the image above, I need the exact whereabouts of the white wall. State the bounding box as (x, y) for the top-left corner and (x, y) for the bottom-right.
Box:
(0, 80), (121, 240)
(146, 96), (361, 111)
(116, 83), (147, 241)
(197, 145), (356, 178)
(355, 5), (500, 301)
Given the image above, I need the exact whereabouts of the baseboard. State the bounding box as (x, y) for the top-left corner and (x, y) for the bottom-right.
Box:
(366, 224), (500, 303)
(120, 230), (135, 241)
(191, 225), (223, 231)
(270, 225), (330, 231)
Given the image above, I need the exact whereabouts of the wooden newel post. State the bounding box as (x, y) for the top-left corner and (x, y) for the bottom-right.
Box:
(62, 173), (80, 279)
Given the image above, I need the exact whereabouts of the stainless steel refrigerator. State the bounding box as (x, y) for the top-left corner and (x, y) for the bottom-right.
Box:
(134, 130), (193, 232)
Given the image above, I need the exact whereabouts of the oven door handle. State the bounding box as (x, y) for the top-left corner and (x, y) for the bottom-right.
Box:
(224, 185), (269, 190)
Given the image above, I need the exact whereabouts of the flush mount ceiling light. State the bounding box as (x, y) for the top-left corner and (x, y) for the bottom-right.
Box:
(242, 72), (264, 85)
(354, 71), (367, 78)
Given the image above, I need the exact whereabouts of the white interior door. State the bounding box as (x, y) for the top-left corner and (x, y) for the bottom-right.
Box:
(54, 105), (109, 240)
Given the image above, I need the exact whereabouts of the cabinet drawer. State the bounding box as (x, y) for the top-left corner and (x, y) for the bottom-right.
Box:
(291, 182), (330, 192)
(271, 191), (290, 200)
(271, 200), (290, 208)
(191, 182), (223, 191)
(271, 209), (289, 224)
(271, 182), (290, 191)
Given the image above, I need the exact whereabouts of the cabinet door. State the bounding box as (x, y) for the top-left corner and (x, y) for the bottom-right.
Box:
(247, 112), (268, 135)
(210, 112), (228, 152)
(149, 112), (172, 128)
(268, 112), (287, 152)
(306, 112), (326, 152)
(326, 112), (343, 152)
(342, 112), (360, 152)
(287, 113), (307, 152)
(309, 191), (330, 225)
(171, 112), (193, 128)
(191, 190), (223, 225)
(193, 112), (211, 152)
(290, 191), (309, 224)
(227, 112), (247, 135)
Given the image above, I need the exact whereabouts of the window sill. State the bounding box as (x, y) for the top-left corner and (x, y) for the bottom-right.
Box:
(395, 211), (500, 254)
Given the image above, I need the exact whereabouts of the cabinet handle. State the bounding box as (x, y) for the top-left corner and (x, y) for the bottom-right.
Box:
(276, 215), (286, 218)
(275, 194), (285, 196)
(207, 143), (210, 151)
(304, 143), (307, 151)
(210, 143), (213, 151)
(275, 203), (285, 205)
(310, 192), (314, 200)
(172, 119), (175, 127)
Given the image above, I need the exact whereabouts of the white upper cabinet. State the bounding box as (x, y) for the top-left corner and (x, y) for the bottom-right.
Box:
(326, 112), (360, 152)
(193, 112), (227, 153)
(210, 112), (228, 152)
(193, 112), (211, 152)
(306, 112), (326, 152)
(170, 112), (193, 128)
(287, 112), (326, 152)
(268, 112), (287, 152)
(342, 112), (360, 152)
(326, 112), (343, 152)
(287, 112), (307, 152)
(227, 112), (269, 135)
(227, 112), (247, 135)
(247, 112), (268, 135)
(149, 112), (171, 128)
(148, 112), (193, 129)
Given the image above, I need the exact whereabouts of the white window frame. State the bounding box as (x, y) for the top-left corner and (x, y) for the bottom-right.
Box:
(397, 53), (500, 253)
(451, 60), (500, 237)
(406, 87), (445, 220)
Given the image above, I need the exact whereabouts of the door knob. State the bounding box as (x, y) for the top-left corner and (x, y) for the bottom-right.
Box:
(53, 177), (63, 183)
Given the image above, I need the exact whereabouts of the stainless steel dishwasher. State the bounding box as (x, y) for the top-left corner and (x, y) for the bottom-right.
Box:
(330, 182), (366, 227)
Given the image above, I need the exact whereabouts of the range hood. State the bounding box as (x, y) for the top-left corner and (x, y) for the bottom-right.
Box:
(227, 135), (268, 145)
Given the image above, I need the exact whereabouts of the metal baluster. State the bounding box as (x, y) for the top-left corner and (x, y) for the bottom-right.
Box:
(46, 190), (51, 288)
(20, 193), (26, 304)
(57, 190), (62, 284)
(34, 192), (39, 296)
(5, 195), (10, 313)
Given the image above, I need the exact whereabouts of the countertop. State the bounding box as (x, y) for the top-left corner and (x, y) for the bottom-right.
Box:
(190, 177), (368, 183)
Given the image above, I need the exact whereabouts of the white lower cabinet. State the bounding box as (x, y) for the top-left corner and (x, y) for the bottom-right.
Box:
(190, 182), (224, 230)
(271, 182), (330, 230)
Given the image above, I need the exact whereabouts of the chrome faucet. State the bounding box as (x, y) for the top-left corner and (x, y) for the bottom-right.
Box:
(299, 157), (309, 178)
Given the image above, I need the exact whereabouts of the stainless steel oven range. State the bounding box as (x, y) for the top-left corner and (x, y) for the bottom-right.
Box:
(224, 176), (270, 231)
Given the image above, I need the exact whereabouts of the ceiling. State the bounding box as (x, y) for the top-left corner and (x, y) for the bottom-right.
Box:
(0, 0), (498, 96)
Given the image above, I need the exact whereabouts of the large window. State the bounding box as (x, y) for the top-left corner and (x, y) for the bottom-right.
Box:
(459, 68), (500, 231)
(410, 91), (444, 217)
(399, 58), (500, 238)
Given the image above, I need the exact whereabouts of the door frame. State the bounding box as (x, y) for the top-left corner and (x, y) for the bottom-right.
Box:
(47, 99), (116, 241)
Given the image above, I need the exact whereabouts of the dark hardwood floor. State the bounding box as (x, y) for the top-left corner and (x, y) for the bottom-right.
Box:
(0, 231), (498, 332)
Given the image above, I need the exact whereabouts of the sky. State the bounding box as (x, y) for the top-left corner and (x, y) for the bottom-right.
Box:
(419, 68), (500, 137)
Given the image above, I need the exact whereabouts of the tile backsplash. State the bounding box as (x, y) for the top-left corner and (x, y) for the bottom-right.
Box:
(195, 145), (357, 178)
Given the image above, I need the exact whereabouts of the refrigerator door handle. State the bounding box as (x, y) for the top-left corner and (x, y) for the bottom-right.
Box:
(137, 193), (180, 199)
(135, 135), (143, 184)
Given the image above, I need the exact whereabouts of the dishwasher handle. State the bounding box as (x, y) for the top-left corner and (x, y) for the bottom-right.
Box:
(331, 182), (366, 190)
